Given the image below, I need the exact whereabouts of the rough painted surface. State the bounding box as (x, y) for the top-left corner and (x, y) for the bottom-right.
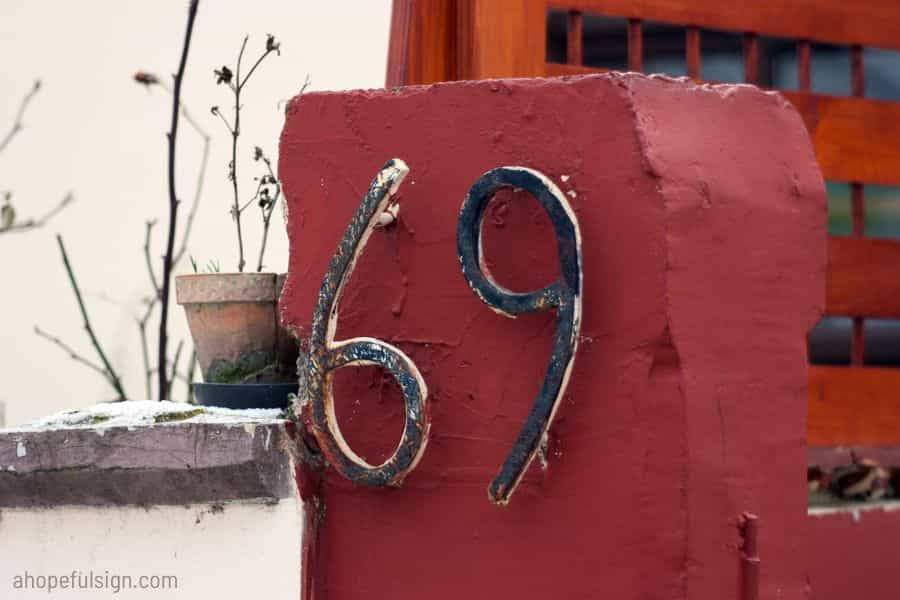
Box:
(807, 505), (900, 600)
(278, 74), (825, 600)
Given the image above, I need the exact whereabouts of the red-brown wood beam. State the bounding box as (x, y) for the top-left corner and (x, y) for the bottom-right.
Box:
(743, 32), (759, 84)
(797, 40), (811, 92)
(386, 0), (413, 86)
(849, 44), (866, 365)
(567, 10), (583, 65)
(851, 44), (865, 96)
(686, 26), (701, 79)
(627, 18), (643, 72)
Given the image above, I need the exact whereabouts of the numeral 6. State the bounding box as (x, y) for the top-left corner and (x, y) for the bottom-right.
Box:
(299, 159), (431, 487)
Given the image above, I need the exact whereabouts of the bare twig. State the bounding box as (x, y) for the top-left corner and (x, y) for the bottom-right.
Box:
(82, 289), (153, 399)
(185, 349), (197, 403)
(132, 68), (209, 400)
(34, 325), (109, 380)
(215, 35), (280, 273)
(0, 80), (40, 155)
(172, 131), (210, 267)
(240, 177), (266, 214)
(137, 73), (211, 268)
(255, 151), (281, 271)
(143, 220), (160, 296)
(138, 303), (155, 399)
(211, 106), (234, 134)
(155, 78), (208, 141)
(229, 36), (249, 272)
(0, 192), (74, 235)
(168, 340), (184, 398)
(158, 0), (200, 401)
(56, 235), (128, 401)
(149, 367), (192, 385)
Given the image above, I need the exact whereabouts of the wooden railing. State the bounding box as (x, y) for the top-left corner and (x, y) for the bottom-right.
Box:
(387, 0), (900, 447)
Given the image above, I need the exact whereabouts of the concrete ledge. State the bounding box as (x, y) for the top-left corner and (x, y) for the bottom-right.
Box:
(0, 402), (302, 507)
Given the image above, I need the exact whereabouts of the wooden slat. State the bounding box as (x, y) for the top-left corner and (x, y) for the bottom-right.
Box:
(567, 10), (583, 65)
(386, 0), (458, 86)
(827, 237), (900, 319)
(743, 33), (758, 84)
(685, 26), (701, 79)
(627, 19), (643, 71)
(386, 0), (413, 86)
(809, 366), (900, 446)
(852, 45), (865, 97)
(456, 0), (546, 80)
(547, 0), (900, 51)
(797, 40), (811, 92)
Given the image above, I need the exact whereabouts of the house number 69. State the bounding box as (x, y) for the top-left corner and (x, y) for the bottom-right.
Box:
(300, 159), (582, 505)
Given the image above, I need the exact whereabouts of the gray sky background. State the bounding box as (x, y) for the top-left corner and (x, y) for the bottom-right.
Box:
(0, 1), (392, 425)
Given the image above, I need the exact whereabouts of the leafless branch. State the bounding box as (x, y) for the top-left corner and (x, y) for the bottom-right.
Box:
(144, 220), (160, 296)
(34, 325), (109, 380)
(185, 349), (197, 403)
(0, 80), (40, 155)
(158, 0), (200, 401)
(55, 235), (128, 401)
(172, 134), (209, 267)
(138, 301), (156, 400)
(0, 192), (74, 235)
(255, 151), (281, 272)
(215, 35), (280, 273)
(229, 36), (249, 272)
(168, 340), (184, 397)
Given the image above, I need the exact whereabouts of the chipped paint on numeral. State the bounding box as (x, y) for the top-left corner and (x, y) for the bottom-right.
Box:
(298, 159), (431, 487)
(457, 166), (583, 505)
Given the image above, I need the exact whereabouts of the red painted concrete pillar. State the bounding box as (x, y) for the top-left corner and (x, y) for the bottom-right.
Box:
(279, 74), (825, 600)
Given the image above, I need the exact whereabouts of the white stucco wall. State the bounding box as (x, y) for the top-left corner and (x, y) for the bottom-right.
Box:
(0, 1), (392, 425)
(0, 499), (304, 598)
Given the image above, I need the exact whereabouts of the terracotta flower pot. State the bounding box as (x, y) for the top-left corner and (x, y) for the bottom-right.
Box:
(175, 273), (298, 384)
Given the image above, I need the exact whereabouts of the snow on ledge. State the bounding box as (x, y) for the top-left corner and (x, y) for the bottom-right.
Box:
(1, 400), (287, 433)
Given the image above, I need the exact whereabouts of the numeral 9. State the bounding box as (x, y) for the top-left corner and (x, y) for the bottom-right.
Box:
(457, 167), (583, 505)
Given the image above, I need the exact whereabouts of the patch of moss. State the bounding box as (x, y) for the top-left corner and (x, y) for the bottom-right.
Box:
(68, 414), (111, 426)
(153, 408), (204, 423)
(207, 350), (276, 384)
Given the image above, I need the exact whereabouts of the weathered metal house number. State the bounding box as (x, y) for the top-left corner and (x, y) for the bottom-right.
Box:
(299, 159), (583, 506)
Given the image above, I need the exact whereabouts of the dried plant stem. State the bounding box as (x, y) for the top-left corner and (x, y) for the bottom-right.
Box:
(256, 156), (281, 271)
(138, 81), (207, 399)
(55, 235), (128, 401)
(218, 37), (279, 272)
(156, 79), (211, 268)
(0, 80), (40, 155)
(0, 192), (74, 235)
(158, 0), (199, 401)
(34, 325), (109, 380)
(138, 308), (153, 399)
(168, 340), (184, 398)
(144, 220), (160, 295)
(230, 37), (250, 273)
(185, 349), (197, 402)
(174, 133), (209, 266)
